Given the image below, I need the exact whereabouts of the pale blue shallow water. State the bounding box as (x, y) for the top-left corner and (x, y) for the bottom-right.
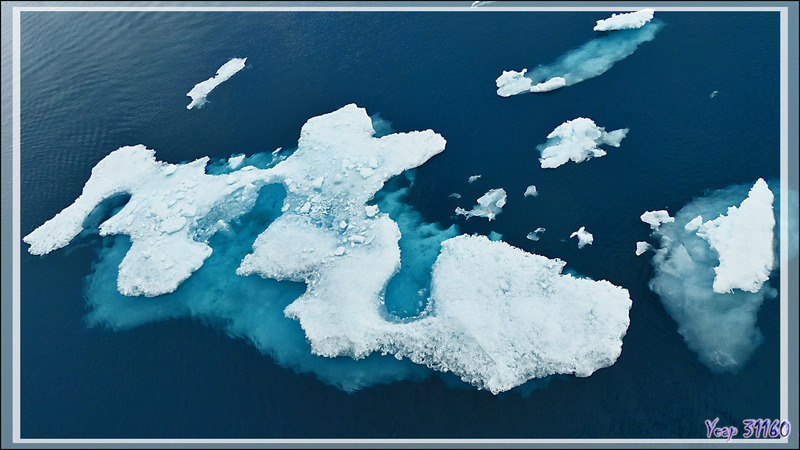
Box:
(19, 10), (781, 438)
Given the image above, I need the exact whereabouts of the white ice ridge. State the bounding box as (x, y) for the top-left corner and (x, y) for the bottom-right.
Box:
(594, 9), (655, 32)
(570, 226), (594, 248)
(696, 179), (775, 294)
(186, 57), (247, 110)
(455, 188), (507, 221)
(23, 144), (274, 296)
(635, 241), (652, 256)
(524, 185), (538, 197)
(537, 118), (628, 169)
(640, 210), (674, 230)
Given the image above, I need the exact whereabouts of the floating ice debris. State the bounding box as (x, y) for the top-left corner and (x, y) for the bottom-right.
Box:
(527, 227), (546, 241)
(696, 179), (775, 294)
(710, 90), (719, 99)
(537, 118), (628, 169)
(497, 21), (662, 96)
(23, 145), (274, 297)
(593, 9), (655, 32)
(648, 179), (780, 373)
(468, 174), (482, 183)
(186, 57), (247, 109)
(635, 241), (652, 256)
(640, 210), (674, 230)
(449, 193), (462, 199)
(524, 185), (538, 197)
(570, 226), (594, 248)
(455, 188), (507, 221)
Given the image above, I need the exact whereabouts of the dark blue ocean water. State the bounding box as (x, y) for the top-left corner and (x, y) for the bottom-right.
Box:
(20, 10), (781, 439)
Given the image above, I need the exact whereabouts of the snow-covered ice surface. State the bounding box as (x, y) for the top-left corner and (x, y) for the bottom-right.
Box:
(23, 144), (274, 297)
(594, 9), (655, 32)
(570, 226), (594, 248)
(647, 179), (783, 373)
(695, 179), (775, 294)
(524, 185), (538, 197)
(24, 104), (635, 394)
(455, 188), (507, 221)
(537, 118), (628, 169)
(496, 20), (662, 96)
(186, 57), (247, 109)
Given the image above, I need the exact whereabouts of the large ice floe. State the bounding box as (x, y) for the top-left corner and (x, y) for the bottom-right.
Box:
(647, 179), (784, 373)
(496, 20), (662, 97)
(24, 104), (633, 394)
(186, 57), (247, 109)
(537, 118), (628, 169)
(593, 9), (655, 32)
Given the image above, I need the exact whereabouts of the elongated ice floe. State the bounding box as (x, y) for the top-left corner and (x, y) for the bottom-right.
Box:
(496, 20), (662, 96)
(640, 210), (674, 230)
(570, 226), (593, 248)
(23, 144), (275, 296)
(455, 188), (507, 221)
(186, 57), (247, 109)
(594, 9), (655, 32)
(647, 179), (780, 373)
(537, 118), (628, 169)
(696, 179), (775, 294)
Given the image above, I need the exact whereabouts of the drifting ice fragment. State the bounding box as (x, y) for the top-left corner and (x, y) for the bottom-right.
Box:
(186, 57), (247, 109)
(524, 185), (538, 197)
(538, 118), (628, 169)
(455, 188), (507, 221)
(570, 226), (594, 248)
(635, 241), (652, 256)
(640, 210), (674, 230)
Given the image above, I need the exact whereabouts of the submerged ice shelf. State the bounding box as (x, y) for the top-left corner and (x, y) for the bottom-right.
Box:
(25, 104), (634, 394)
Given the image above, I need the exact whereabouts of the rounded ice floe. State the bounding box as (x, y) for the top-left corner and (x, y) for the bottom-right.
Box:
(186, 57), (247, 110)
(640, 210), (674, 230)
(594, 9), (655, 32)
(23, 144), (275, 297)
(524, 185), (538, 197)
(455, 188), (507, 221)
(570, 226), (594, 248)
(537, 118), (629, 169)
(695, 178), (775, 294)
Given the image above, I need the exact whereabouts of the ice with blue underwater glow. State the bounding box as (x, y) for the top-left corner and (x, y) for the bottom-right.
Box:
(24, 104), (636, 394)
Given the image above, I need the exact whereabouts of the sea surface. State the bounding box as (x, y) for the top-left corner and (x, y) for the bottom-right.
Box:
(19, 9), (781, 439)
